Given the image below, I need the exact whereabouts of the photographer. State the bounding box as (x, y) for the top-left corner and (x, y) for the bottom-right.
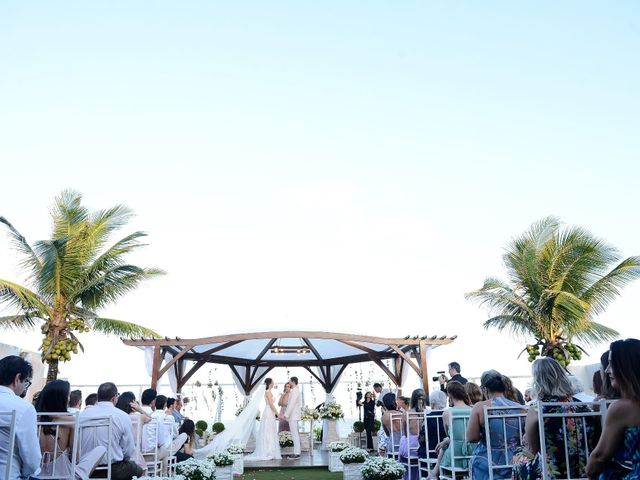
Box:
(357, 391), (376, 452)
(438, 362), (468, 392)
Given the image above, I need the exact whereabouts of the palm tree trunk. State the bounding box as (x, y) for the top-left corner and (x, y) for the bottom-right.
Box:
(46, 360), (59, 383)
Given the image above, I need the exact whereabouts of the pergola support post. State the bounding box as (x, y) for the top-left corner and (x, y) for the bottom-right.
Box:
(150, 345), (162, 390)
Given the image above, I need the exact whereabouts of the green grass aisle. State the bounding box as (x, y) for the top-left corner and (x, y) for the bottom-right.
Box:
(240, 467), (343, 479)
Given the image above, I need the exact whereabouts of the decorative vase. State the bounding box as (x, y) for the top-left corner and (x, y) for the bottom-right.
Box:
(281, 446), (294, 456)
(322, 419), (340, 450)
(231, 454), (244, 475)
(343, 462), (364, 480)
(215, 465), (233, 480)
(300, 432), (311, 452)
(329, 451), (344, 472)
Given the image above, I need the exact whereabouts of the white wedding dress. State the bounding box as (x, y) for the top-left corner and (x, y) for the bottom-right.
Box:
(194, 385), (280, 460)
(246, 391), (281, 460)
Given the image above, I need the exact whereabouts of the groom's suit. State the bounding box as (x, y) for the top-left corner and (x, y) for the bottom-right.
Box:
(284, 386), (302, 455)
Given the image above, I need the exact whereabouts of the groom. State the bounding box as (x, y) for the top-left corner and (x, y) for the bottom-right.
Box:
(282, 376), (302, 458)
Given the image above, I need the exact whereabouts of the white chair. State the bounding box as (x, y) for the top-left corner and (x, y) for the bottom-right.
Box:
(537, 401), (603, 480)
(484, 405), (528, 480)
(387, 412), (403, 460)
(419, 410), (446, 479)
(142, 419), (162, 476)
(0, 410), (17, 480)
(403, 411), (423, 480)
(439, 412), (473, 480)
(77, 415), (113, 480)
(36, 411), (80, 480)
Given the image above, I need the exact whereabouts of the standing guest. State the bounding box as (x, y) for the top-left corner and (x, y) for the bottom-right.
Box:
(115, 391), (151, 471)
(465, 382), (483, 405)
(587, 338), (640, 479)
(37, 380), (105, 480)
(175, 420), (196, 461)
(397, 396), (410, 412)
(374, 383), (391, 411)
(0, 355), (41, 480)
(439, 362), (468, 392)
(79, 382), (143, 480)
(172, 397), (184, 424)
(85, 393), (97, 409)
(278, 382), (291, 432)
(467, 370), (523, 480)
(513, 358), (594, 480)
(357, 391), (376, 452)
(68, 390), (82, 413)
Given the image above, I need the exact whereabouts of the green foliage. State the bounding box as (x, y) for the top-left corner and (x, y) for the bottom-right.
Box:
(0, 190), (164, 381)
(353, 421), (365, 433)
(212, 422), (225, 433)
(195, 420), (208, 431)
(467, 217), (640, 366)
(373, 419), (381, 432)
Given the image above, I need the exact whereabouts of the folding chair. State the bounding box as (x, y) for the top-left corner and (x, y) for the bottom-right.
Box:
(0, 410), (17, 480)
(36, 411), (80, 480)
(439, 413), (473, 480)
(142, 418), (162, 476)
(484, 405), (528, 480)
(77, 415), (113, 480)
(419, 410), (445, 479)
(537, 401), (603, 480)
(404, 411), (424, 480)
(387, 412), (403, 460)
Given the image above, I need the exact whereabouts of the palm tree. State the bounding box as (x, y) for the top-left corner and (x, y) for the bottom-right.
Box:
(0, 190), (164, 382)
(466, 217), (640, 367)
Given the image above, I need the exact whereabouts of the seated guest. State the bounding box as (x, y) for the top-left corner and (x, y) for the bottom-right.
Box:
(422, 390), (447, 459)
(397, 396), (410, 412)
(165, 398), (176, 421)
(0, 355), (41, 480)
(399, 389), (426, 479)
(465, 382), (483, 405)
(569, 376), (594, 402)
(467, 370), (523, 480)
(381, 393), (402, 455)
(68, 390), (82, 413)
(598, 350), (620, 400)
(172, 397), (184, 424)
(115, 391), (151, 471)
(85, 393), (97, 409)
(37, 380), (105, 480)
(593, 371), (604, 401)
(79, 382), (143, 480)
(513, 358), (595, 480)
(175, 419), (196, 461)
(587, 338), (640, 479)
(428, 382), (474, 479)
(524, 388), (534, 404)
(140, 389), (170, 467)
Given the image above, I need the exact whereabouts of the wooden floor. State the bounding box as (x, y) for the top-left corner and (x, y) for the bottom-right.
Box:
(244, 448), (329, 469)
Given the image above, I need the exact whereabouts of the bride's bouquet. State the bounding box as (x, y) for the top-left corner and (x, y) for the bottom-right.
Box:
(319, 402), (344, 420)
(301, 405), (320, 422)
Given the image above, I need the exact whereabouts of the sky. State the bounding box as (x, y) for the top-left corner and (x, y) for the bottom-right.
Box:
(1, 1), (639, 392)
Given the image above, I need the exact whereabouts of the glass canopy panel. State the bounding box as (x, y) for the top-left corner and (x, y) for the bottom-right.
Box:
(191, 342), (224, 354)
(359, 341), (393, 352)
(306, 338), (365, 359)
(215, 338), (272, 359)
(261, 350), (317, 362)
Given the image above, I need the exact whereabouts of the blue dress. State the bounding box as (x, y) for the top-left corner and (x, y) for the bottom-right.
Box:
(470, 397), (522, 480)
(600, 427), (640, 480)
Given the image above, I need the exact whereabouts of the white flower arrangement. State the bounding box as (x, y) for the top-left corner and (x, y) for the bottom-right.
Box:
(225, 443), (246, 455)
(301, 405), (320, 421)
(339, 447), (368, 464)
(319, 402), (344, 420)
(207, 451), (235, 467)
(279, 431), (294, 447)
(134, 477), (184, 480)
(175, 458), (216, 480)
(361, 457), (405, 480)
(328, 440), (351, 452)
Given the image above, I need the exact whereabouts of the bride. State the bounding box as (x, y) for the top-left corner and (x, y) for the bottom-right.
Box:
(194, 377), (282, 460)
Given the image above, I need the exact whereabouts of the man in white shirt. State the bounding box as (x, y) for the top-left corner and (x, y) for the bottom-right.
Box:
(68, 389), (82, 413)
(79, 382), (143, 480)
(0, 355), (41, 480)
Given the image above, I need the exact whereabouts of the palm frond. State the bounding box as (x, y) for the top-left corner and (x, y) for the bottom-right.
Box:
(0, 315), (41, 330)
(34, 238), (83, 299)
(89, 317), (160, 338)
(0, 217), (42, 275)
(86, 205), (134, 253)
(0, 279), (48, 316)
(465, 277), (535, 319)
(570, 321), (619, 346)
(82, 232), (148, 284)
(482, 315), (540, 338)
(51, 190), (88, 239)
(582, 256), (640, 316)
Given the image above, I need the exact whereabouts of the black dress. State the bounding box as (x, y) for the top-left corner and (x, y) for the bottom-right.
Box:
(363, 399), (376, 450)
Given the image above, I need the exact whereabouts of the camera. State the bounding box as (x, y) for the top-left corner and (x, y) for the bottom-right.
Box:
(432, 370), (446, 382)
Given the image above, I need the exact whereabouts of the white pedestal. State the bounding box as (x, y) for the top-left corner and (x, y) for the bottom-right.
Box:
(322, 420), (340, 450)
(343, 463), (364, 480)
(231, 454), (244, 475)
(329, 451), (344, 472)
(215, 465), (232, 480)
(281, 446), (294, 456)
(300, 432), (311, 452)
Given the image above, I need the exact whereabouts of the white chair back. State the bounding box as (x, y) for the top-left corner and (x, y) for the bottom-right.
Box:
(77, 415), (112, 480)
(387, 412), (403, 460)
(0, 410), (17, 480)
(420, 409), (446, 475)
(484, 405), (528, 480)
(404, 411), (423, 480)
(36, 411), (80, 480)
(537, 401), (603, 480)
(142, 418), (162, 476)
(439, 412), (473, 480)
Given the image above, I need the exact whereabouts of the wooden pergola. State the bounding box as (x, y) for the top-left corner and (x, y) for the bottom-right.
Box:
(122, 331), (456, 396)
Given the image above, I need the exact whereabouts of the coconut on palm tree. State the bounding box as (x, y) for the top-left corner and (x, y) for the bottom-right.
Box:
(0, 190), (164, 382)
(466, 217), (640, 367)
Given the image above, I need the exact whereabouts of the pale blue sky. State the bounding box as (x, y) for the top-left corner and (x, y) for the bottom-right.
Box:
(1, 1), (639, 386)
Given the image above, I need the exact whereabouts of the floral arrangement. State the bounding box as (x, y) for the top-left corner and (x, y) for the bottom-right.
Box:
(225, 444), (246, 455)
(339, 447), (368, 464)
(319, 402), (344, 420)
(279, 431), (294, 447)
(175, 458), (216, 480)
(328, 440), (351, 452)
(301, 405), (320, 422)
(134, 477), (184, 480)
(207, 451), (234, 467)
(361, 457), (405, 480)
